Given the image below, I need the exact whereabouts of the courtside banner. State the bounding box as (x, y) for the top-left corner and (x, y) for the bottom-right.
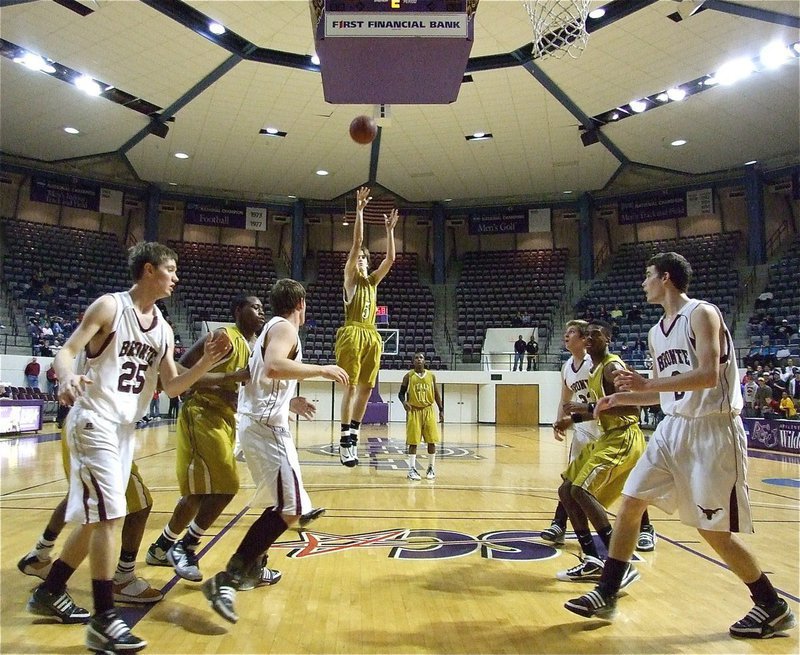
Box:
(742, 417), (800, 455)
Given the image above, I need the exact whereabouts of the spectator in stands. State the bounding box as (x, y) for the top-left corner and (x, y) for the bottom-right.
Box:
(775, 319), (794, 343)
(754, 377), (771, 416)
(149, 390), (161, 420)
(41, 280), (55, 300)
(626, 304), (642, 324)
(513, 335), (526, 371)
(66, 277), (81, 297)
(742, 374), (758, 417)
(597, 305), (611, 322)
(769, 369), (787, 403)
(511, 311), (523, 328)
(632, 337), (646, 354)
(781, 358), (797, 381)
(779, 391), (796, 419)
(526, 336), (539, 371)
(46, 363), (58, 395)
(51, 317), (64, 338)
(40, 321), (53, 340)
(24, 357), (40, 389)
(788, 368), (800, 403)
(521, 310), (532, 327)
(755, 291), (773, 310)
(27, 319), (41, 340)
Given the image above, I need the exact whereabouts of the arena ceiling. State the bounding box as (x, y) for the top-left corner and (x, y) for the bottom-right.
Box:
(0, 0), (798, 209)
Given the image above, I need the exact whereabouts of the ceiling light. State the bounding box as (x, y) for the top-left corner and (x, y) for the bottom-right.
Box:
(208, 22), (226, 35)
(465, 133), (493, 141)
(744, 160), (757, 165)
(473, 131), (485, 138)
(760, 41), (791, 69)
(174, 152), (189, 159)
(702, 76), (718, 86)
(288, 194), (297, 198)
(265, 127), (279, 134)
(311, 53), (320, 65)
(588, 8), (606, 19)
(316, 170), (329, 176)
(666, 87), (686, 101)
(671, 139), (687, 146)
(714, 57), (754, 85)
(656, 92), (669, 102)
(75, 75), (101, 96)
(18, 52), (47, 72)
(563, 190), (573, 194)
(609, 112), (620, 120)
(168, 182), (178, 186)
(629, 99), (647, 113)
(63, 126), (80, 134)
(342, 219), (349, 225)
(443, 198), (453, 202)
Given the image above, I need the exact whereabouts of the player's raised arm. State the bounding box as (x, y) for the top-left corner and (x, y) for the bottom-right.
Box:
(372, 208), (398, 284)
(344, 186), (371, 295)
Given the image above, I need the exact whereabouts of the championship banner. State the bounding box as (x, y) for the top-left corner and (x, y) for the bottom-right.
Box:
(618, 192), (687, 225)
(185, 202), (269, 231)
(686, 188), (714, 216)
(30, 176), (96, 211)
(742, 417), (800, 455)
(468, 212), (528, 235)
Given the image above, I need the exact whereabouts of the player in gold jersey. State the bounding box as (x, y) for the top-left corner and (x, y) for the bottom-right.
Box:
(399, 352), (444, 480)
(335, 186), (398, 467)
(555, 320), (644, 586)
(147, 296), (264, 582)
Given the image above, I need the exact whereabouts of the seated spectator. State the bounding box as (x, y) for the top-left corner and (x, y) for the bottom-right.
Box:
(511, 311), (523, 328)
(626, 304), (642, 323)
(755, 291), (773, 310)
(65, 276), (81, 297)
(775, 319), (795, 342)
(779, 391), (796, 419)
(609, 304), (623, 320)
(40, 321), (53, 339)
(742, 374), (758, 417)
(521, 311), (532, 327)
(753, 377), (772, 416)
(597, 305), (611, 322)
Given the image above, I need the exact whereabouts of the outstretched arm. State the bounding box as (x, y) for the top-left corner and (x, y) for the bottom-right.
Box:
(372, 208), (398, 284)
(344, 186), (371, 295)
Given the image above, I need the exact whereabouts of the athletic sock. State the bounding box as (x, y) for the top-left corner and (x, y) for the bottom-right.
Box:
(92, 579), (114, 615)
(183, 520), (205, 549)
(114, 549), (137, 582)
(552, 502), (568, 529)
(408, 454), (417, 470)
(747, 573), (780, 606)
(231, 511), (288, 581)
(640, 510), (652, 530)
(598, 525), (613, 550)
(575, 529), (599, 559)
(31, 530), (58, 560)
(349, 420), (361, 446)
(598, 557), (629, 597)
(339, 423), (351, 446)
(42, 559), (75, 594)
(428, 453), (436, 469)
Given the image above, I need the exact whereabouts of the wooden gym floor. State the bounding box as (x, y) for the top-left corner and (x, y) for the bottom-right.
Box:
(1, 421), (798, 654)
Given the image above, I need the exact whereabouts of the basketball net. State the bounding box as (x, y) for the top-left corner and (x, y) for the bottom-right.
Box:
(521, 0), (591, 60)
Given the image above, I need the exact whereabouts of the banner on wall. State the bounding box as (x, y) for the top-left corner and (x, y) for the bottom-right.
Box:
(686, 188), (714, 216)
(30, 176), (124, 214)
(527, 208), (551, 233)
(185, 202), (269, 231)
(468, 211), (529, 235)
(742, 417), (800, 454)
(618, 193), (687, 225)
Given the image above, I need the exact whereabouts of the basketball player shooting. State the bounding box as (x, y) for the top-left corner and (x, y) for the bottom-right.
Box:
(335, 186), (398, 467)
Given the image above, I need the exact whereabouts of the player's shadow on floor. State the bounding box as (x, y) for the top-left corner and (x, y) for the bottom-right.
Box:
(147, 592), (228, 636)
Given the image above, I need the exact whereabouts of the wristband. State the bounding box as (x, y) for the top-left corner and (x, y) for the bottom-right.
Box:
(570, 413), (583, 423)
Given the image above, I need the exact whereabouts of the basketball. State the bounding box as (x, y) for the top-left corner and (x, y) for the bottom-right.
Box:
(349, 115), (377, 145)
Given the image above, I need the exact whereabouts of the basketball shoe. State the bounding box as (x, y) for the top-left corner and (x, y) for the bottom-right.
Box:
(86, 609), (146, 653)
(407, 467), (421, 481)
(426, 467), (435, 480)
(564, 589), (617, 620)
(113, 575), (163, 604)
(167, 541), (202, 581)
(202, 571), (239, 624)
(18, 553), (53, 580)
(339, 437), (357, 467)
(145, 543), (170, 567)
(730, 597), (797, 639)
(27, 585), (90, 624)
(298, 507), (326, 529)
(237, 555), (282, 591)
(556, 555), (604, 582)
(636, 525), (657, 552)
(540, 523), (566, 546)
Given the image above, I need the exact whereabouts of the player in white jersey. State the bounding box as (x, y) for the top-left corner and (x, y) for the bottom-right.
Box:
(202, 278), (348, 625)
(543, 320), (599, 544)
(565, 252), (796, 640)
(27, 242), (230, 654)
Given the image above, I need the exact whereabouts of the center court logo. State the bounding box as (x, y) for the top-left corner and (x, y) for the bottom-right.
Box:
(272, 529), (559, 561)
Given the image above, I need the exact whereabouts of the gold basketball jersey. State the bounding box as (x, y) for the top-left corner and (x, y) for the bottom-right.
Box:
(407, 370), (435, 408)
(343, 272), (378, 326)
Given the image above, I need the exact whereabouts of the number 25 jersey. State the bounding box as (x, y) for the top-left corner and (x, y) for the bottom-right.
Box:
(76, 291), (172, 424)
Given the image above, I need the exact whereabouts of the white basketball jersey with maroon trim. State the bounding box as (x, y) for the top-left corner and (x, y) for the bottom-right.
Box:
(75, 291), (171, 424)
(238, 316), (301, 428)
(562, 353), (601, 439)
(649, 298), (743, 417)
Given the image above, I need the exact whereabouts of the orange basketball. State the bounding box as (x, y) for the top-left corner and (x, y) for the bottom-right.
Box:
(349, 115), (377, 145)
